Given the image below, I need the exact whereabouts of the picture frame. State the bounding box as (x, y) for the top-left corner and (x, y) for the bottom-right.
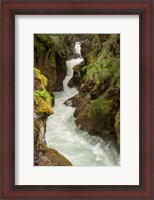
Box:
(0, 0), (153, 199)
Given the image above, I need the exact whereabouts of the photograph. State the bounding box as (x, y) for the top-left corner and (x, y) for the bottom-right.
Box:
(1, 0), (153, 199)
(34, 34), (120, 166)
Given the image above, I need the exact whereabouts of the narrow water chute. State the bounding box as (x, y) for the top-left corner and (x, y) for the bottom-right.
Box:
(45, 42), (120, 166)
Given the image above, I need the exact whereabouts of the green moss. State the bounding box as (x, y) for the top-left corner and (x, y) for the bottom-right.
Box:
(34, 89), (54, 115)
(34, 89), (52, 101)
(34, 67), (47, 88)
(34, 68), (54, 115)
(34, 96), (54, 115)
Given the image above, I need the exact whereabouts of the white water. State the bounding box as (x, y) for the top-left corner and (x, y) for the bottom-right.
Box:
(46, 42), (120, 166)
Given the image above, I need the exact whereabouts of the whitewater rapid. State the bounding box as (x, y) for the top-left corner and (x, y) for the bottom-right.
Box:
(45, 42), (120, 166)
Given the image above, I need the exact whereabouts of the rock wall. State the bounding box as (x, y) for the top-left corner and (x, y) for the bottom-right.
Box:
(65, 34), (120, 144)
(34, 68), (72, 166)
(34, 34), (72, 93)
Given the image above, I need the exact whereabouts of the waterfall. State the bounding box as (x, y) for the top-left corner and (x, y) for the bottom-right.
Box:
(45, 42), (120, 166)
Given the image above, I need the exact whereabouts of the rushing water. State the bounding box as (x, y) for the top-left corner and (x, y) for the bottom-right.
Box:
(46, 42), (120, 166)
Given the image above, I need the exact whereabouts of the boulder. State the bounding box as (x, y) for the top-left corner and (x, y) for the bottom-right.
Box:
(75, 102), (116, 140)
(34, 113), (72, 166)
(64, 93), (91, 109)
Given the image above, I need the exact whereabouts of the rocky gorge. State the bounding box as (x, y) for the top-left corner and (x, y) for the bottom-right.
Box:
(34, 34), (120, 166)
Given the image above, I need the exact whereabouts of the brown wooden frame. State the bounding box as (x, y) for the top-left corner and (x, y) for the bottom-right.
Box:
(0, 0), (153, 199)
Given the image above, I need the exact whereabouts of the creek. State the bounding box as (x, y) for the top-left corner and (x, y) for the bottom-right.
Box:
(45, 42), (120, 166)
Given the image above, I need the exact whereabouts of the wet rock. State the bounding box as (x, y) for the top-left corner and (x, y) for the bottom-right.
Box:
(74, 86), (119, 140)
(34, 67), (72, 166)
(64, 93), (91, 109)
(34, 113), (72, 166)
(68, 61), (85, 89)
(34, 77), (42, 90)
(80, 81), (95, 93)
(54, 71), (66, 91)
(75, 104), (116, 139)
(34, 35), (71, 93)
(64, 99), (75, 107)
(115, 110), (120, 144)
(54, 56), (67, 92)
(73, 52), (83, 59)
(68, 78), (75, 88)
(38, 148), (72, 166)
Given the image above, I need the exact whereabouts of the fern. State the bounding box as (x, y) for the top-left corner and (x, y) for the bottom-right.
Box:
(89, 94), (113, 117)
(34, 34), (72, 58)
(82, 34), (120, 90)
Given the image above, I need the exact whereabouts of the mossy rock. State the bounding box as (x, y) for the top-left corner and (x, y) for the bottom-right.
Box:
(34, 68), (54, 116)
(34, 89), (52, 101)
(115, 110), (120, 144)
(34, 34), (72, 92)
(34, 117), (72, 166)
(34, 67), (47, 89)
(34, 96), (54, 115)
(34, 118), (41, 153)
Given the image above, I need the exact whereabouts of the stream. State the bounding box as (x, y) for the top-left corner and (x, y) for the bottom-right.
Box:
(45, 42), (120, 166)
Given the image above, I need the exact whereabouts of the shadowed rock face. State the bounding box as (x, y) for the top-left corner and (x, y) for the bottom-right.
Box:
(34, 34), (72, 93)
(68, 61), (85, 90)
(35, 52), (67, 93)
(54, 55), (67, 92)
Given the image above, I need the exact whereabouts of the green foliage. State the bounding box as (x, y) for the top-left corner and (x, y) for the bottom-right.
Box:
(34, 36), (46, 53)
(82, 60), (110, 85)
(82, 34), (120, 90)
(88, 94), (113, 117)
(34, 34), (72, 57)
(109, 59), (120, 88)
(34, 89), (53, 115)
